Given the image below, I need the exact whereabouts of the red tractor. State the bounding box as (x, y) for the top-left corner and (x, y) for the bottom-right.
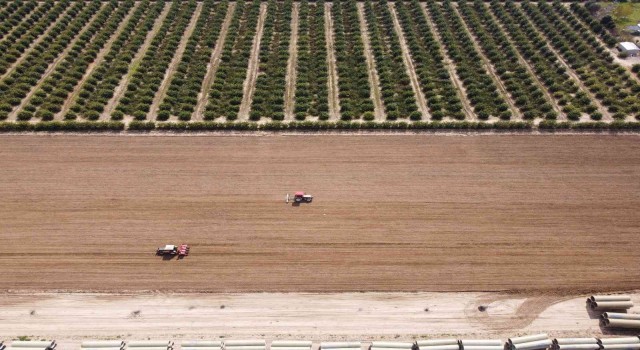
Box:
(286, 191), (313, 204)
(156, 244), (190, 257)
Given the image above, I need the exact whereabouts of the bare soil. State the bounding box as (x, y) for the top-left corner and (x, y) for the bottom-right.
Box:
(2, 291), (639, 343)
(356, 3), (385, 121)
(388, 3), (430, 120)
(193, 3), (236, 121)
(284, 3), (299, 120)
(56, 3), (141, 120)
(237, 3), (268, 120)
(0, 135), (639, 292)
(148, 3), (204, 120)
(324, 3), (340, 121)
(101, 3), (172, 120)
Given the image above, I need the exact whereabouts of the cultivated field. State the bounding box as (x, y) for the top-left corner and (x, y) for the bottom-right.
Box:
(0, 0), (639, 129)
(1, 135), (639, 292)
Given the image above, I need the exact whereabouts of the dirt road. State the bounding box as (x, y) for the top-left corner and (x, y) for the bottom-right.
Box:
(0, 135), (640, 292)
(1, 291), (639, 343)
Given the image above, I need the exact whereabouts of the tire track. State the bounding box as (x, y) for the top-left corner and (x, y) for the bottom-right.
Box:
(7, 3), (108, 121)
(283, 2), (299, 121)
(324, 2), (340, 121)
(237, 2), (268, 121)
(148, 2), (203, 121)
(419, 3), (474, 121)
(450, 3), (523, 121)
(55, 2), (140, 120)
(356, 3), (385, 121)
(0, 4), (73, 81)
(193, 3), (236, 121)
(388, 3), (430, 120)
(101, 2), (172, 120)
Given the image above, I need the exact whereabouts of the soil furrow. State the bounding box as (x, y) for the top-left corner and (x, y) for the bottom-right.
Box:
(237, 2), (268, 121)
(7, 3), (108, 121)
(451, 4), (523, 121)
(283, 3), (299, 121)
(148, 2), (204, 121)
(101, 3), (172, 120)
(419, 3), (474, 121)
(324, 3), (340, 121)
(0, 4), (74, 81)
(193, 3), (236, 121)
(55, 3), (140, 121)
(387, 3), (430, 120)
(356, 3), (385, 121)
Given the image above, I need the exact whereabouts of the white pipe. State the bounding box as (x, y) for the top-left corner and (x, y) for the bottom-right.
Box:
(270, 347), (309, 350)
(321, 343), (361, 349)
(271, 342), (312, 348)
(225, 341), (266, 347)
(417, 346), (459, 350)
(600, 339), (640, 345)
(460, 347), (503, 350)
(592, 301), (634, 310)
(461, 341), (503, 347)
(123, 348), (169, 350)
(81, 347), (123, 350)
(127, 341), (172, 348)
(603, 313), (640, 320)
(591, 296), (632, 302)
(182, 342), (222, 348)
(513, 340), (552, 350)
(554, 340), (598, 345)
(604, 319), (640, 329)
(601, 345), (640, 350)
(82, 342), (124, 348)
(417, 341), (459, 347)
(556, 345), (600, 350)
(12, 341), (55, 348)
(510, 336), (549, 345)
(372, 347), (413, 350)
(371, 342), (414, 349)
(224, 347), (265, 350)
(182, 347), (221, 350)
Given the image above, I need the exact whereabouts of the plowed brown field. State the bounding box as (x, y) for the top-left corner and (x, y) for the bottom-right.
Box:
(1, 135), (639, 292)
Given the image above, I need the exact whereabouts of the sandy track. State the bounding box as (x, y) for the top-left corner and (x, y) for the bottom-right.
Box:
(284, 3), (299, 120)
(55, 3), (141, 121)
(388, 3), (430, 120)
(451, 4), (523, 121)
(419, 3), (474, 121)
(148, 2), (203, 121)
(516, 5), (612, 122)
(238, 3), (268, 121)
(0, 4), (72, 81)
(3, 291), (639, 343)
(193, 3), (236, 121)
(101, 3), (172, 120)
(482, 3), (564, 121)
(7, 3), (108, 121)
(356, 3), (385, 121)
(324, 3), (340, 121)
(1, 135), (640, 292)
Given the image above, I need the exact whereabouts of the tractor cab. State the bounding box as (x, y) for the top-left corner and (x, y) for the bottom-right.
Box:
(156, 244), (178, 255)
(286, 191), (313, 204)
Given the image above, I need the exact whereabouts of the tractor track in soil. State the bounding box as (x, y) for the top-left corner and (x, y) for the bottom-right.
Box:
(101, 2), (172, 120)
(193, 3), (236, 121)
